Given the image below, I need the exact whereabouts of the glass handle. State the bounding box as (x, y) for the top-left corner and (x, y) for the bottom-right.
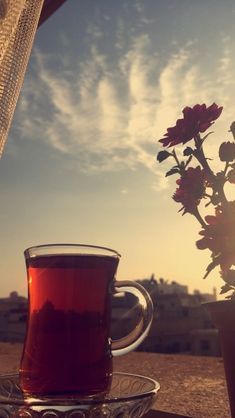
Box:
(111, 280), (153, 357)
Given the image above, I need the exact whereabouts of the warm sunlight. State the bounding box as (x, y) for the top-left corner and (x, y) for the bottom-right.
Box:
(1, 0), (235, 299)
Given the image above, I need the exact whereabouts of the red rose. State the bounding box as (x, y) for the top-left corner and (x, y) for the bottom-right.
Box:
(196, 203), (235, 272)
(173, 166), (207, 214)
(159, 103), (223, 147)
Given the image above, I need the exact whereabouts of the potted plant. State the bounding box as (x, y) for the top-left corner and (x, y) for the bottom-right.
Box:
(157, 103), (235, 417)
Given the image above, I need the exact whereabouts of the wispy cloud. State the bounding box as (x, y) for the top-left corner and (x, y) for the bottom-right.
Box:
(13, 30), (235, 183)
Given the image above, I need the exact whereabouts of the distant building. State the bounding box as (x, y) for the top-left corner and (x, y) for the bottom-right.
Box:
(190, 329), (220, 356)
(194, 287), (217, 303)
(0, 281), (220, 357)
(140, 292), (216, 354)
(0, 292), (27, 342)
(112, 276), (219, 356)
(157, 278), (188, 295)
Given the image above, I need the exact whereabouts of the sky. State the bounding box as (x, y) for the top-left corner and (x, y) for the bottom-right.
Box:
(1, 0), (235, 298)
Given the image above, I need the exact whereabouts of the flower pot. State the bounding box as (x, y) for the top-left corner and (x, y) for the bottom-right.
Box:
(205, 300), (235, 417)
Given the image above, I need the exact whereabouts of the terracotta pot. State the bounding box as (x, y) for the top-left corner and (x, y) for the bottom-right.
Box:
(205, 300), (235, 417)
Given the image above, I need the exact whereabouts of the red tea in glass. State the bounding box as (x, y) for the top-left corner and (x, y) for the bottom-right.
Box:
(19, 244), (153, 398)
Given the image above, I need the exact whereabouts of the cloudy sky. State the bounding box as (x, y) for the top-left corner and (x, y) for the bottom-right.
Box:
(1, 0), (235, 297)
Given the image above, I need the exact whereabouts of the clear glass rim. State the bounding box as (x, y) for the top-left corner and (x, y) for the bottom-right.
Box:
(24, 243), (121, 259)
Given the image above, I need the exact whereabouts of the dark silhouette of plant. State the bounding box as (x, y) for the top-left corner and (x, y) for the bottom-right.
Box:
(157, 103), (235, 298)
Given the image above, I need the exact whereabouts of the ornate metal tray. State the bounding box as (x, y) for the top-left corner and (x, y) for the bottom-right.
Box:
(0, 372), (160, 417)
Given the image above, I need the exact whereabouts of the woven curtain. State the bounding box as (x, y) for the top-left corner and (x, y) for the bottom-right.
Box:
(0, 0), (44, 156)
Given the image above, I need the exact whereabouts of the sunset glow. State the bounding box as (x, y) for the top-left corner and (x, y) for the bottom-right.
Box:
(1, 0), (235, 298)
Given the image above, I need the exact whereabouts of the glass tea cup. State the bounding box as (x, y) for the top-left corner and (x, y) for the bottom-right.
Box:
(19, 244), (153, 398)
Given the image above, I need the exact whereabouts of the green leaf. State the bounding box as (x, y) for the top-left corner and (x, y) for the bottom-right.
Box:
(220, 283), (233, 295)
(157, 150), (171, 163)
(226, 291), (235, 300)
(165, 168), (180, 177)
(203, 258), (220, 279)
(201, 131), (214, 142)
(221, 269), (235, 285)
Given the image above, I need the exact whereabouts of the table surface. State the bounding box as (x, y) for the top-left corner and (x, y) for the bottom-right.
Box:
(145, 411), (191, 418)
(114, 352), (231, 418)
(0, 343), (231, 418)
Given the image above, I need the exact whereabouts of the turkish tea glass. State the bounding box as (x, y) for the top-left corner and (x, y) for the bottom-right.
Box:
(19, 244), (153, 398)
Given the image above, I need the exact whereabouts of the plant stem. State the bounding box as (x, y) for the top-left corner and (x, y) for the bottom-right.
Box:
(191, 206), (207, 228)
(193, 135), (228, 206)
(172, 149), (184, 174)
(223, 161), (229, 175)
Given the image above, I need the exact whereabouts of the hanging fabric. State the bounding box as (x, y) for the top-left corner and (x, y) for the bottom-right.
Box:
(0, 0), (68, 157)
